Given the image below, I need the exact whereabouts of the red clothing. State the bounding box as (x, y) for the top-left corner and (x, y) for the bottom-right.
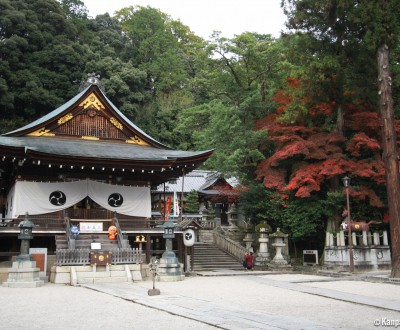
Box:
(246, 254), (254, 269)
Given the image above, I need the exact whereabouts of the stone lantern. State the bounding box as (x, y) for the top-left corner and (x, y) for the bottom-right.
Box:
(157, 219), (184, 281)
(254, 221), (271, 266)
(162, 220), (176, 260)
(269, 228), (289, 267)
(3, 212), (44, 287)
(17, 212), (35, 261)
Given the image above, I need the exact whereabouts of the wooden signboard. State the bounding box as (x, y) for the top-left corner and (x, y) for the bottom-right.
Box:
(29, 248), (47, 278)
(90, 251), (112, 266)
(80, 222), (103, 233)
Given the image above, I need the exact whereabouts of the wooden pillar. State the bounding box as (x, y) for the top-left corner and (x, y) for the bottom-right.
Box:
(145, 234), (151, 264)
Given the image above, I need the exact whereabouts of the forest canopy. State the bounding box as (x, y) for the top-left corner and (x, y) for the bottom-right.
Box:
(1, 0), (399, 255)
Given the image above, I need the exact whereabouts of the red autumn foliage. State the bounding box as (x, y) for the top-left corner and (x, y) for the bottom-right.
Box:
(207, 183), (241, 204)
(309, 101), (335, 116)
(348, 186), (384, 208)
(346, 112), (381, 136)
(346, 132), (381, 157)
(254, 82), (391, 207)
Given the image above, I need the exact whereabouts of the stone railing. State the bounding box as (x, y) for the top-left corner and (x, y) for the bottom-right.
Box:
(213, 230), (247, 261)
(201, 220), (217, 230)
(56, 248), (142, 266)
(325, 230), (389, 247)
(324, 230), (391, 270)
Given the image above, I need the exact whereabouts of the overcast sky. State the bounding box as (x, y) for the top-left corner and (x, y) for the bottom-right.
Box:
(83, 0), (287, 39)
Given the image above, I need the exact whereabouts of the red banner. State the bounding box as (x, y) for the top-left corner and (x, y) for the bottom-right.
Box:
(165, 196), (172, 221)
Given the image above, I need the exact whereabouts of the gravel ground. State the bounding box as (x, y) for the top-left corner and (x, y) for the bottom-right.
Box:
(1, 273), (399, 330)
(0, 283), (216, 330)
(132, 274), (400, 330)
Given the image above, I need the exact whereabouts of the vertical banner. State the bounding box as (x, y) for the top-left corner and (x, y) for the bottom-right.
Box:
(173, 191), (180, 216)
(165, 196), (172, 221)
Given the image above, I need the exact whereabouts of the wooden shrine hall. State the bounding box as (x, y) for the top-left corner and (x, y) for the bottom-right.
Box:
(0, 76), (213, 273)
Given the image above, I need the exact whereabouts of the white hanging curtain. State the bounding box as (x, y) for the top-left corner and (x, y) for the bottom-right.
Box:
(10, 180), (87, 218)
(7, 179), (151, 218)
(87, 180), (151, 218)
(5, 184), (16, 219)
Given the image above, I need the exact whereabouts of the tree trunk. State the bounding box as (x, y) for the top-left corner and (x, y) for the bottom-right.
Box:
(336, 103), (344, 135)
(377, 44), (400, 278)
(326, 104), (344, 233)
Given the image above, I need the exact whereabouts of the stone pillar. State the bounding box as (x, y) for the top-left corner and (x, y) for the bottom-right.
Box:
(362, 231), (368, 246)
(367, 232), (373, 245)
(325, 232), (330, 247)
(339, 231), (345, 246)
(383, 231), (389, 246)
(373, 232), (380, 246)
(352, 232), (357, 246)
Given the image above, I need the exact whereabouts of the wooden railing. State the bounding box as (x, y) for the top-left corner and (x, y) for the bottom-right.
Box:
(213, 230), (247, 262)
(56, 248), (142, 266)
(0, 217), (65, 230)
(56, 249), (90, 266)
(113, 215), (130, 248)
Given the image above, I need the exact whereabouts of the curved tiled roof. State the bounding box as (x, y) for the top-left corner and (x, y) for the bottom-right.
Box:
(0, 136), (212, 162)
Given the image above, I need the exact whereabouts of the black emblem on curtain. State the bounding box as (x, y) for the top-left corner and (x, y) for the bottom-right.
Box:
(108, 193), (123, 207)
(49, 191), (66, 206)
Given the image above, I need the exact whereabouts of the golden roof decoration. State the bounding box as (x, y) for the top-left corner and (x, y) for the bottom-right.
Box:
(79, 93), (105, 111)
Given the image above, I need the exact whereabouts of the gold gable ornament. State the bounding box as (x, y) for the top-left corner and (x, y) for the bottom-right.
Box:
(27, 128), (55, 137)
(82, 136), (100, 141)
(79, 93), (105, 111)
(126, 136), (149, 146)
(58, 113), (73, 125)
(110, 117), (123, 130)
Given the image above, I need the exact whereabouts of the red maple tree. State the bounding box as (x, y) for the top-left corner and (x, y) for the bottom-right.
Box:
(255, 79), (391, 211)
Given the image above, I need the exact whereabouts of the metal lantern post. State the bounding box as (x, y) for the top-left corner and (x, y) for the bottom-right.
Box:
(342, 176), (355, 273)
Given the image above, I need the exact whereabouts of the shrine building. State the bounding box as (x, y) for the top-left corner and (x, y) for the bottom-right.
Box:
(0, 76), (213, 274)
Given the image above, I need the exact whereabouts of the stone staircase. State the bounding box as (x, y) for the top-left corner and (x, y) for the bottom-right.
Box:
(193, 243), (243, 271)
(55, 234), (122, 250)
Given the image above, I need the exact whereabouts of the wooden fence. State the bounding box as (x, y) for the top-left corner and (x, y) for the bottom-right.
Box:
(56, 248), (142, 266)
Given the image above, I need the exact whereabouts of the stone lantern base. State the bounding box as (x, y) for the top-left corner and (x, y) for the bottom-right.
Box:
(157, 251), (184, 282)
(3, 259), (44, 288)
(267, 263), (293, 271)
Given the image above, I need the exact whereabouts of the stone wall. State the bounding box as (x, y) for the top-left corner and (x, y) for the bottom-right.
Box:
(324, 230), (391, 270)
(198, 229), (214, 243)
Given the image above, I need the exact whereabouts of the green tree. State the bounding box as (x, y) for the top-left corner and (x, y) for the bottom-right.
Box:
(115, 5), (210, 147)
(0, 0), (93, 130)
(184, 190), (200, 214)
(280, 0), (400, 275)
(175, 33), (288, 176)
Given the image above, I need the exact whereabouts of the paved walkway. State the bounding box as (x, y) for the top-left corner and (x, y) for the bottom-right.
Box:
(1, 270), (400, 329)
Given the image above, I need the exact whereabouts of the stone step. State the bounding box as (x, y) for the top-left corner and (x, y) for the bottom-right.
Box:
(192, 243), (242, 271)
